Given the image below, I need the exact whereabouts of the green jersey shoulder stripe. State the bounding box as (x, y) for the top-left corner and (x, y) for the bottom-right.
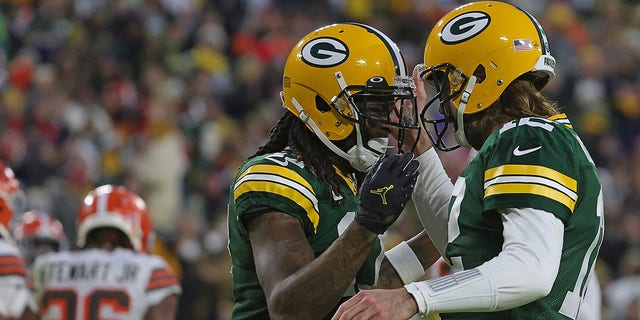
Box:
(234, 162), (320, 232)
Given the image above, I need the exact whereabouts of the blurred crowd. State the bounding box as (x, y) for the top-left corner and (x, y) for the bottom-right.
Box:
(1, 0), (640, 319)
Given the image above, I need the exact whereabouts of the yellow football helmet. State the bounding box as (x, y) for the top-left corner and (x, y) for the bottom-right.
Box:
(419, 1), (556, 150)
(281, 23), (419, 172)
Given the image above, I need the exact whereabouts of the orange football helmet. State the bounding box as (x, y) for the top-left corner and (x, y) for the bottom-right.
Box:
(77, 185), (154, 252)
(14, 210), (67, 264)
(0, 161), (22, 241)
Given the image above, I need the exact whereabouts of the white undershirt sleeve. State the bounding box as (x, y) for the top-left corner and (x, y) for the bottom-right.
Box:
(406, 208), (564, 315)
(411, 148), (453, 255)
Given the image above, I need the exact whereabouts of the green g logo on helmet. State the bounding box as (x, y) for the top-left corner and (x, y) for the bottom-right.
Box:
(440, 11), (491, 44)
(301, 37), (349, 68)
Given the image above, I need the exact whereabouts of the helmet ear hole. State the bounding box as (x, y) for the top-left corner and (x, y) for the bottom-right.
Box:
(315, 95), (331, 112)
(532, 73), (551, 91)
(517, 72), (551, 91)
(473, 64), (486, 84)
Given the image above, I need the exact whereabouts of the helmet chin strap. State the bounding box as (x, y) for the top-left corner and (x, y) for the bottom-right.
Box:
(286, 94), (387, 172)
(334, 71), (388, 171)
(454, 75), (477, 149)
(346, 136), (389, 172)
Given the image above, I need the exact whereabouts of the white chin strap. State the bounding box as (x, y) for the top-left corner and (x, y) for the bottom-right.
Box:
(347, 136), (389, 172)
(454, 75), (477, 149)
(287, 94), (387, 172)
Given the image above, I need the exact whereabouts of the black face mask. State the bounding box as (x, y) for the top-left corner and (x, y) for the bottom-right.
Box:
(332, 76), (421, 154)
(419, 63), (469, 152)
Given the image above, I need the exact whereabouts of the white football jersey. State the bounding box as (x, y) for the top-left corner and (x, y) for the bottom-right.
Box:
(31, 248), (181, 320)
(0, 239), (29, 317)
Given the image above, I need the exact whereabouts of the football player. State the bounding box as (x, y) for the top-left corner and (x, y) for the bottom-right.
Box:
(0, 161), (30, 320)
(13, 210), (67, 268)
(332, 2), (604, 319)
(24, 185), (181, 320)
(227, 22), (435, 320)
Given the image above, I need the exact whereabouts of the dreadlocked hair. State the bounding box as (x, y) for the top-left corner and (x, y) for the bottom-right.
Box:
(251, 111), (349, 201)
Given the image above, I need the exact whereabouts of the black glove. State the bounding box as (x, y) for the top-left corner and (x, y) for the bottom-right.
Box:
(355, 152), (419, 234)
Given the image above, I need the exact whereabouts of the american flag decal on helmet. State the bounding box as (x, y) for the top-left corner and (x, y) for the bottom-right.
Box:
(513, 39), (533, 51)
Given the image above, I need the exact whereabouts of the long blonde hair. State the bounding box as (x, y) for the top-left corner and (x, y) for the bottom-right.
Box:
(465, 79), (560, 149)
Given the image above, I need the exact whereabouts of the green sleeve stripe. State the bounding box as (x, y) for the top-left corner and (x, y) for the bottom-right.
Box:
(233, 174), (320, 232)
(484, 183), (576, 212)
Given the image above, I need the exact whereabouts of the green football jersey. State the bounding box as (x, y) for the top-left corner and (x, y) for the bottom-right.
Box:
(442, 114), (603, 319)
(227, 150), (384, 320)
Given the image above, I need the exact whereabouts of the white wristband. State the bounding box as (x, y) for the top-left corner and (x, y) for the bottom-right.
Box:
(385, 241), (425, 285)
(405, 282), (429, 317)
(404, 268), (497, 315)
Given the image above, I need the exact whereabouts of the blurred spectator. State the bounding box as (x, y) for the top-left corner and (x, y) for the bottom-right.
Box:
(605, 247), (640, 319)
(130, 65), (188, 237)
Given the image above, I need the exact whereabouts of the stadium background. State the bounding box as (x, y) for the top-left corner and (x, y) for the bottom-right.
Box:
(1, 0), (639, 318)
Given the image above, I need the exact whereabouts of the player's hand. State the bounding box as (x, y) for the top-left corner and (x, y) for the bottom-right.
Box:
(355, 152), (418, 234)
(402, 64), (434, 155)
(414, 64), (428, 111)
(331, 288), (418, 320)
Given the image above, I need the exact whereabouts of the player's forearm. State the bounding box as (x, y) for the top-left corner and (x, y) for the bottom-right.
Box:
(267, 222), (377, 319)
(406, 208), (563, 316)
(378, 231), (441, 288)
(412, 148), (453, 255)
(413, 129), (434, 156)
